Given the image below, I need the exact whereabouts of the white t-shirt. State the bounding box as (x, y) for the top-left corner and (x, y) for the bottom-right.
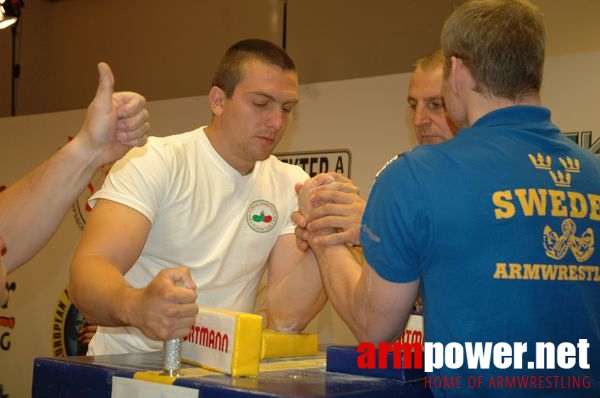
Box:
(87, 127), (308, 354)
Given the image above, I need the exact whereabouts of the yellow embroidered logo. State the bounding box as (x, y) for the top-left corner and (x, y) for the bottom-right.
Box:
(528, 153), (581, 188)
(559, 156), (581, 173)
(528, 153), (552, 170)
(493, 153), (600, 282)
(543, 218), (594, 262)
(549, 170), (571, 187)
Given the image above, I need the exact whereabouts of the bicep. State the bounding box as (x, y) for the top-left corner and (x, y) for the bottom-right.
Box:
(73, 198), (151, 273)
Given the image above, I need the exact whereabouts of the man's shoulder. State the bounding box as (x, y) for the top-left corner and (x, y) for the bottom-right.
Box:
(150, 127), (203, 146)
(375, 153), (403, 180)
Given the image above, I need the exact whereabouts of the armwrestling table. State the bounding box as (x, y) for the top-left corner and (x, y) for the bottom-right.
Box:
(32, 350), (433, 397)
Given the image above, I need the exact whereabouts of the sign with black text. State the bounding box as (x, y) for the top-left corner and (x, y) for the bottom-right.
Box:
(275, 149), (351, 178)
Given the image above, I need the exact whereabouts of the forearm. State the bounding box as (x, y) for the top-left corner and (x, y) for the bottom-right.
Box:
(66, 200), (199, 341)
(311, 243), (385, 342)
(69, 254), (140, 327)
(70, 219), (199, 342)
(266, 250), (327, 332)
(0, 135), (103, 271)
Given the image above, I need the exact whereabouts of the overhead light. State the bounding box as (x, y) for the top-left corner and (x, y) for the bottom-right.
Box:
(0, 0), (23, 30)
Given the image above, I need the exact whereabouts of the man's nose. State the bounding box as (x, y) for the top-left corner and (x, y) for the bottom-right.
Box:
(265, 108), (285, 131)
(413, 105), (431, 128)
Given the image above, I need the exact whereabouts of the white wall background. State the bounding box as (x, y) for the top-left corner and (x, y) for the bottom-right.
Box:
(0, 51), (599, 397)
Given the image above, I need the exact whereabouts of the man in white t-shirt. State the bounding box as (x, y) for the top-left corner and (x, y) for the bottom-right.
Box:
(69, 39), (326, 355)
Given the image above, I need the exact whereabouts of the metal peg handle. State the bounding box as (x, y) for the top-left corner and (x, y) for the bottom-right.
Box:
(162, 337), (182, 377)
(161, 279), (189, 376)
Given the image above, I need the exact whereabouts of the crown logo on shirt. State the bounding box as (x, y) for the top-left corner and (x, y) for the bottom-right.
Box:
(549, 170), (571, 187)
(528, 153), (552, 169)
(528, 153), (582, 189)
(558, 156), (580, 173)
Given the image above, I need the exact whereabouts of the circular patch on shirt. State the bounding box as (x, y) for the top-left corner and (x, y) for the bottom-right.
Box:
(247, 200), (278, 233)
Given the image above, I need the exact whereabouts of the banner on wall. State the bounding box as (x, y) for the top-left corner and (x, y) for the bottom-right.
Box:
(275, 149), (351, 178)
(71, 164), (113, 230)
(50, 287), (95, 357)
(565, 131), (600, 157)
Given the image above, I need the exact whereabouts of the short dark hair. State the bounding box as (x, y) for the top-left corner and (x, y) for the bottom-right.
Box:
(441, 0), (545, 101)
(210, 38), (296, 98)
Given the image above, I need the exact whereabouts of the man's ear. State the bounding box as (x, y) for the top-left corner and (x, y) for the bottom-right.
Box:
(450, 56), (476, 96)
(208, 86), (226, 115)
(448, 56), (462, 95)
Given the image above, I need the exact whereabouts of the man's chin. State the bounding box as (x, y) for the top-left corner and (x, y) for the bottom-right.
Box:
(421, 136), (445, 145)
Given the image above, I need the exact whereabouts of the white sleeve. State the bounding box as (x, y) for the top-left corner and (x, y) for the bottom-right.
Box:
(90, 139), (171, 223)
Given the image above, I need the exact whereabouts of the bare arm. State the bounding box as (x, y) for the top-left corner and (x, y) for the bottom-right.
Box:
(0, 62), (149, 273)
(295, 174), (418, 342)
(68, 199), (198, 340)
(311, 240), (419, 343)
(264, 234), (327, 332)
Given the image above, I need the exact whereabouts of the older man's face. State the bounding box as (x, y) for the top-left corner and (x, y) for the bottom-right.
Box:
(408, 66), (457, 144)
